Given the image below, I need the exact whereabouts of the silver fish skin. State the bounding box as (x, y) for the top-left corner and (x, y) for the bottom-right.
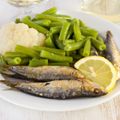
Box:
(7, 66), (84, 82)
(0, 79), (106, 99)
(105, 31), (120, 79)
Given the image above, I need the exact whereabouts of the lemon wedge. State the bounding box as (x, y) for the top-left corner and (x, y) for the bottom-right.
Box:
(74, 56), (118, 92)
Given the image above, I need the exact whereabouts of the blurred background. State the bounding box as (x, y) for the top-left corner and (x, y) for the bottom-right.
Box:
(1, 0), (120, 25)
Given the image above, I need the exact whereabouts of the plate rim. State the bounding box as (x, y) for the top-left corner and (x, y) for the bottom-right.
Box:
(0, 90), (120, 112)
(0, 10), (120, 112)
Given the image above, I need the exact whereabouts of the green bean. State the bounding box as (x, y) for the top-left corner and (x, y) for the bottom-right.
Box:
(82, 39), (91, 56)
(64, 40), (85, 51)
(50, 26), (61, 34)
(79, 48), (84, 56)
(40, 50), (73, 63)
(91, 38), (106, 51)
(49, 62), (69, 66)
(50, 22), (63, 27)
(46, 32), (53, 39)
(67, 50), (77, 56)
(42, 7), (57, 15)
(4, 52), (28, 58)
(32, 18), (38, 21)
(35, 14), (66, 23)
(0, 55), (6, 66)
(63, 39), (75, 45)
(73, 18), (82, 41)
(34, 20), (51, 27)
(52, 14), (71, 19)
(65, 51), (76, 57)
(15, 18), (21, 23)
(29, 58), (48, 67)
(65, 51), (71, 56)
(66, 28), (73, 39)
(54, 35), (64, 49)
(81, 27), (98, 38)
(97, 35), (105, 43)
(25, 16), (31, 20)
(55, 39), (64, 49)
(59, 22), (70, 41)
(9, 57), (29, 65)
(79, 20), (86, 27)
(33, 46), (65, 55)
(6, 57), (22, 65)
(22, 16), (49, 34)
(4, 56), (29, 65)
(66, 20), (74, 39)
(20, 58), (30, 65)
(45, 36), (55, 48)
(15, 45), (39, 58)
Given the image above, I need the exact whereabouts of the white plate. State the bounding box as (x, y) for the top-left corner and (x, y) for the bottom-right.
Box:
(0, 10), (120, 112)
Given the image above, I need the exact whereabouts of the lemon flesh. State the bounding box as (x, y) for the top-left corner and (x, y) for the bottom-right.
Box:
(74, 56), (117, 92)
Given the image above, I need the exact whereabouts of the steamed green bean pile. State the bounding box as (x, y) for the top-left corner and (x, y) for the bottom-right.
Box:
(0, 7), (107, 67)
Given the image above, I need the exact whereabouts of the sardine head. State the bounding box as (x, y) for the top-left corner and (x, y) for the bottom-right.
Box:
(105, 31), (120, 80)
(82, 79), (107, 97)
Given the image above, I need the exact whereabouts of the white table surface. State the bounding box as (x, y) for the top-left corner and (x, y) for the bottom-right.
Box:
(0, 0), (120, 120)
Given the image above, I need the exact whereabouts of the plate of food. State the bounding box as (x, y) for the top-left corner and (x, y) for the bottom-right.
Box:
(0, 7), (120, 111)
